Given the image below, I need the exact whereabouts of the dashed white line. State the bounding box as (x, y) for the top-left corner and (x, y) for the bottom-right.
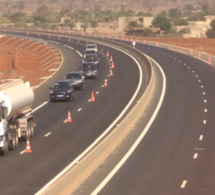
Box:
(20, 150), (25, 155)
(199, 135), (204, 141)
(63, 44), (74, 50)
(203, 92), (206, 95)
(203, 120), (207, 124)
(198, 80), (201, 82)
(76, 50), (83, 57)
(45, 132), (51, 137)
(204, 109), (208, 113)
(181, 180), (187, 188)
(201, 85), (204, 88)
(77, 108), (82, 112)
(204, 99), (207, 103)
(195, 75), (199, 77)
(96, 91), (99, 94)
(193, 153), (198, 159)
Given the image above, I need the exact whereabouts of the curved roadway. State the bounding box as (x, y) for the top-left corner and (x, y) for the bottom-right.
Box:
(0, 32), (145, 195)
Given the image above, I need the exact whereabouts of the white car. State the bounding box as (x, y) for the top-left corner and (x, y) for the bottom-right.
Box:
(86, 44), (98, 53)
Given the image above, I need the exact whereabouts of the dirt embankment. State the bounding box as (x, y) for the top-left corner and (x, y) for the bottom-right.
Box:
(0, 36), (61, 86)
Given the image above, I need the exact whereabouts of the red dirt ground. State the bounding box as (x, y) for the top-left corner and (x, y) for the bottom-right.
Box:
(0, 36), (61, 87)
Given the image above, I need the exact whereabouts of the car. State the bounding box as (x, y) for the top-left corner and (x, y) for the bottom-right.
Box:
(64, 71), (85, 90)
(82, 54), (100, 67)
(85, 43), (98, 53)
(81, 62), (98, 79)
(49, 80), (74, 102)
(83, 49), (97, 58)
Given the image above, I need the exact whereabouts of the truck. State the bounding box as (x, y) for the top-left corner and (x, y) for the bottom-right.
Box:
(0, 79), (35, 155)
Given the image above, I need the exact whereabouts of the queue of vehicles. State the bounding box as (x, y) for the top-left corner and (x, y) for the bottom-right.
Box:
(49, 43), (100, 102)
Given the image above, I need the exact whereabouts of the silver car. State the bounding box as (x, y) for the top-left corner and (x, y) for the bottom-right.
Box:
(64, 72), (85, 90)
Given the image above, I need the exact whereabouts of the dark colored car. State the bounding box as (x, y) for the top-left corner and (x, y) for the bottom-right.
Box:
(49, 81), (74, 102)
(81, 62), (98, 79)
(82, 54), (100, 67)
(64, 72), (85, 90)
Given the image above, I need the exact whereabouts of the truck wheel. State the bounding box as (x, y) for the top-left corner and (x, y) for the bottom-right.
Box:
(15, 131), (19, 148)
(9, 133), (16, 151)
(29, 121), (34, 138)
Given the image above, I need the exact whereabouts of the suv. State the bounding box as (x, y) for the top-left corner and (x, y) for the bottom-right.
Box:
(81, 62), (98, 79)
(49, 81), (74, 102)
(64, 72), (85, 90)
(82, 54), (100, 67)
(86, 44), (98, 53)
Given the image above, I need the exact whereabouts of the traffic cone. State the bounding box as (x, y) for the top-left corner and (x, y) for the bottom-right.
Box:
(198, 52), (201, 58)
(104, 79), (108, 87)
(67, 111), (72, 122)
(48, 34), (51, 38)
(106, 51), (109, 58)
(68, 38), (71, 42)
(91, 92), (95, 102)
(110, 69), (113, 77)
(110, 56), (113, 62)
(25, 139), (32, 153)
(180, 48), (183, 52)
(208, 56), (211, 63)
(111, 61), (115, 68)
(38, 33), (40, 37)
(190, 50), (193, 56)
(58, 36), (61, 40)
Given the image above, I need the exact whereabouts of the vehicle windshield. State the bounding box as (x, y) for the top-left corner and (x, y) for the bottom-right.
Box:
(87, 45), (96, 49)
(52, 82), (69, 89)
(84, 55), (98, 61)
(66, 73), (81, 79)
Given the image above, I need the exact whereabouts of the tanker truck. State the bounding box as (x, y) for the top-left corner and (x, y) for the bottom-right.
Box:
(0, 79), (35, 155)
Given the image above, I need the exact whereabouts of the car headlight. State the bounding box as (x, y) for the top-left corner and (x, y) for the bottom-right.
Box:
(76, 80), (82, 83)
(66, 90), (72, 93)
(50, 90), (54, 94)
(93, 70), (97, 73)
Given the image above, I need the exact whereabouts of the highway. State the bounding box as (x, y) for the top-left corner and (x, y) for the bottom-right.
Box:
(92, 42), (215, 195)
(0, 32), (147, 195)
(0, 31), (215, 195)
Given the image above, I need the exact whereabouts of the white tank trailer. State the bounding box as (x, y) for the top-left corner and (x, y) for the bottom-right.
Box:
(0, 79), (35, 155)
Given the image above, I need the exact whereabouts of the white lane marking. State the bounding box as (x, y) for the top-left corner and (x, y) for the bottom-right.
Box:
(199, 135), (204, 141)
(193, 153), (198, 159)
(198, 80), (201, 82)
(63, 44), (74, 50)
(76, 50), (83, 57)
(183, 63), (186, 66)
(204, 109), (208, 113)
(181, 180), (187, 188)
(48, 40), (60, 44)
(20, 150), (26, 154)
(203, 92), (206, 95)
(188, 66), (190, 69)
(63, 119), (67, 123)
(36, 41), (146, 195)
(201, 85), (204, 88)
(192, 70), (194, 73)
(78, 108), (82, 112)
(96, 91), (99, 94)
(91, 56), (166, 195)
(45, 132), (51, 137)
(204, 99), (207, 103)
(195, 75), (198, 77)
(88, 99), (91, 102)
(203, 120), (207, 124)
(31, 101), (48, 114)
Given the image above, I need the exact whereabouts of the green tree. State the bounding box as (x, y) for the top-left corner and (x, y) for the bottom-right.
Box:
(152, 14), (171, 32)
(168, 8), (182, 19)
(9, 12), (26, 23)
(33, 15), (48, 28)
(142, 28), (154, 36)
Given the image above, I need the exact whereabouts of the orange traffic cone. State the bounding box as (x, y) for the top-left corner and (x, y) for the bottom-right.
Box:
(58, 36), (61, 40)
(104, 79), (108, 87)
(208, 56), (211, 63)
(190, 50), (193, 56)
(111, 61), (115, 68)
(110, 56), (113, 62)
(106, 51), (109, 58)
(25, 139), (32, 153)
(110, 69), (113, 77)
(91, 92), (96, 102)
(180, 48), (183, 52)
(68, 38), (71, 42)
(198, 52), (201, 58)
(67, 111), (72, 122)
